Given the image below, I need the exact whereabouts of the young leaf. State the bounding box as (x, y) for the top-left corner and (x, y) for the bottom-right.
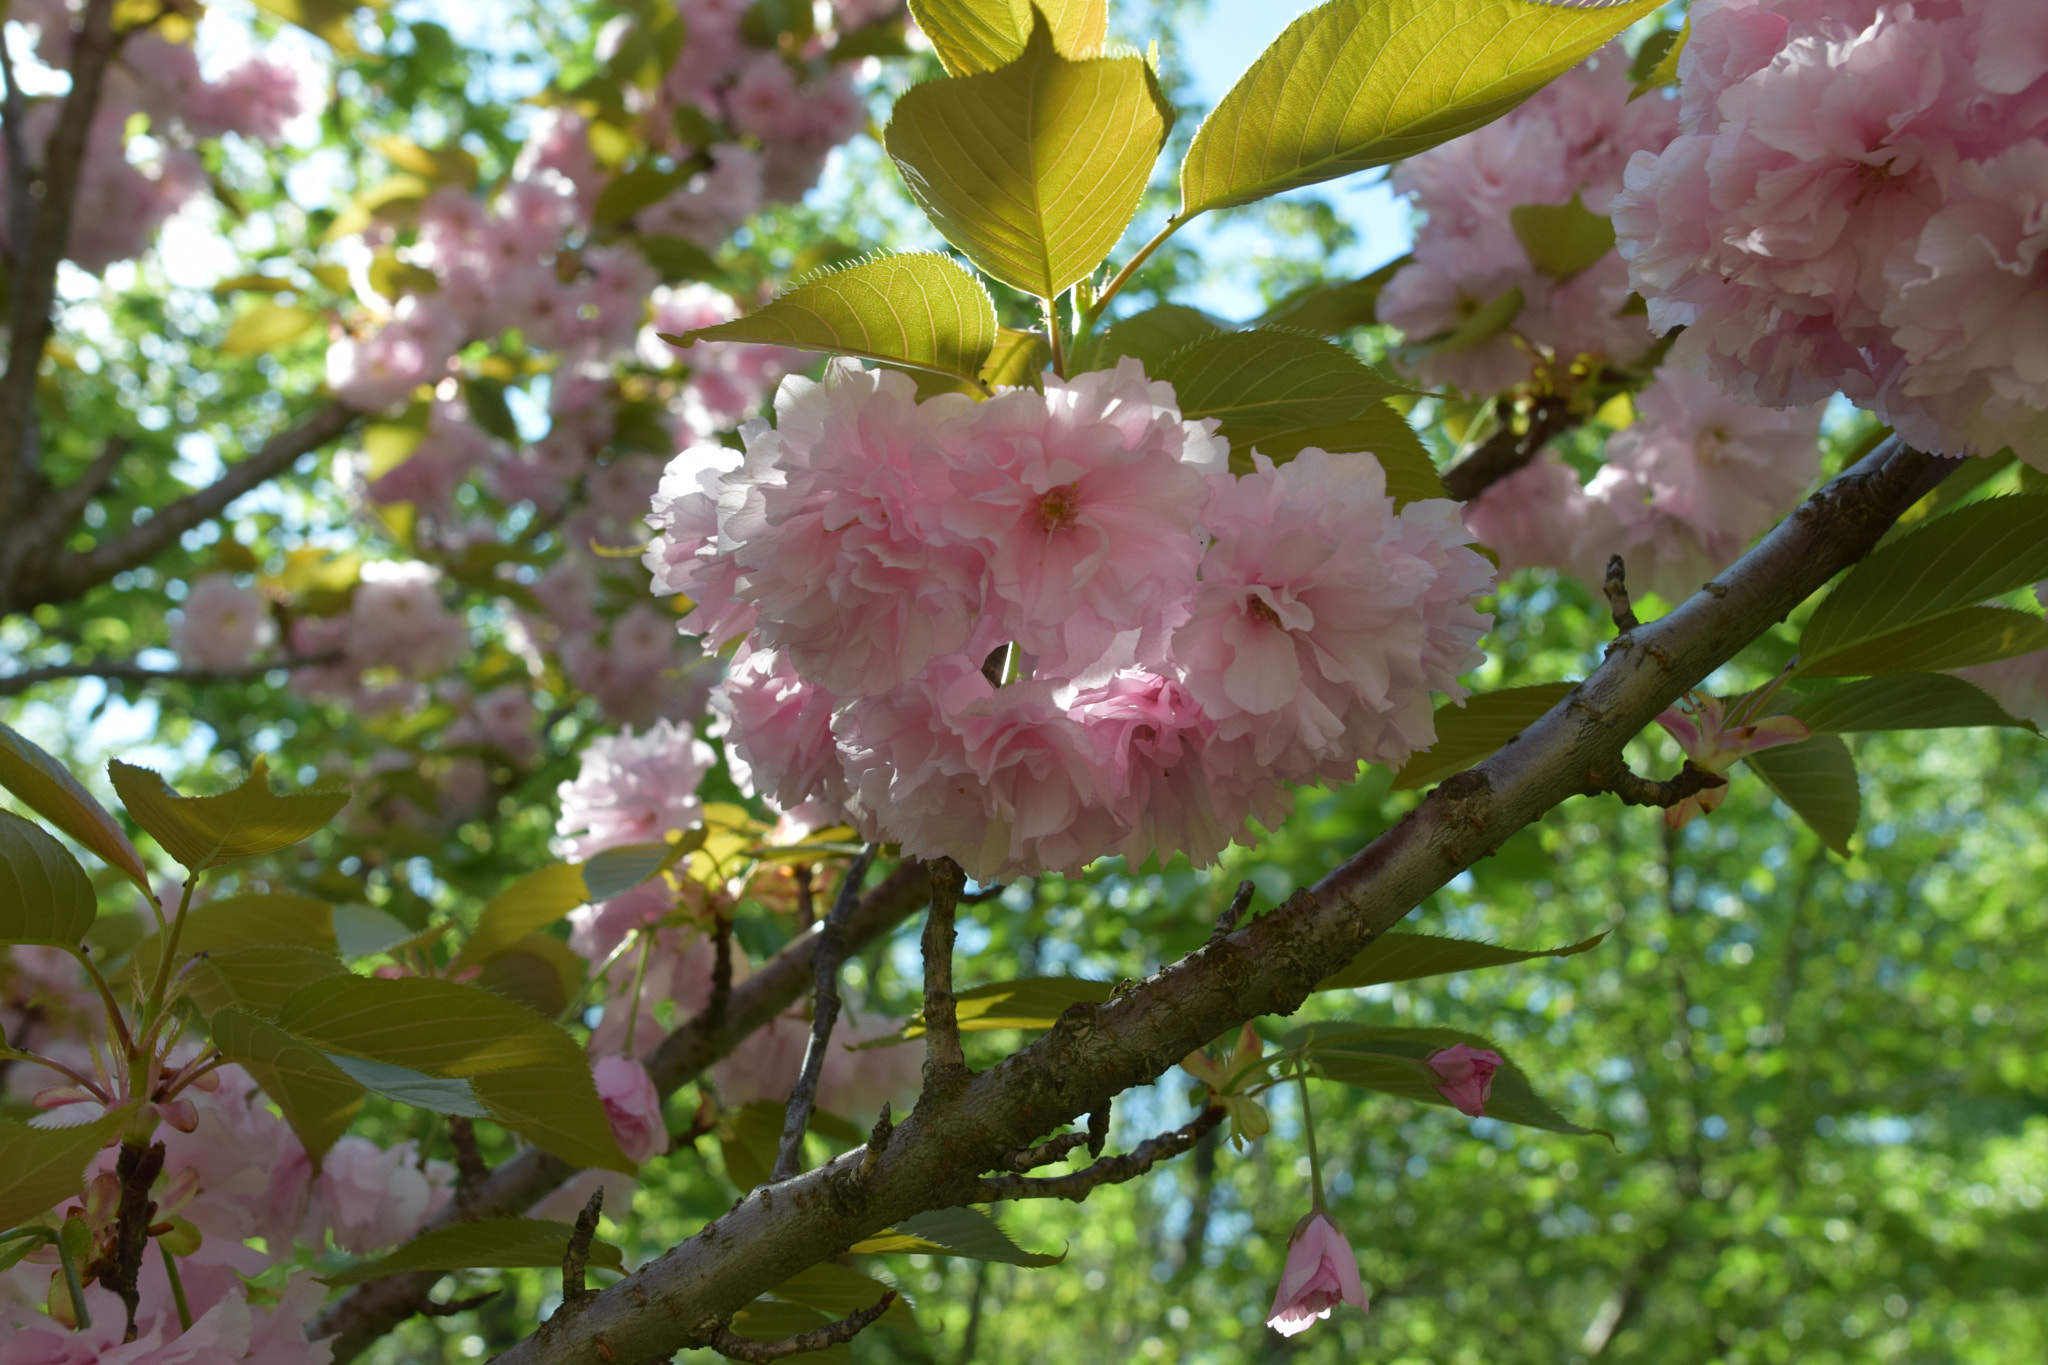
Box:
(130, 892), (336, 982)
(0, 721), (151, 896)
(1799, 495), (2048, 671)
(1289, 1023), (1604, 1138)
(1254, 257), (1408, 335)
(1788, 673), (2039, 735)
(1391, 681), (1577, 791)
(885, 12), (1171, 300)
(1179, 0), (1663, 216)
(1316, 931), (1606, 992)
(0, 810), (96, 948)
(323, 1054), (491, 1119)
(1629, 18), (1688, 99)
(1148, 329), (1444, 505)
(908, 0), (1107, 76)
(852, 1205), (1065, 1266)
(662, 253), (997, 387)
(207, 1008), (365, 1161)
(221, 302), (324, 355)
(0, 1106), (136, 1230)
(980, 327), (1052, 389)
(1080, 304), (1223, 374)
(108, 756), (350, 873)
(880, 976), (1114, 1043)
(1509, 194), (1615, 280)
(187, 946), (350, 1020)
(1744, 735), (1860, 856)
(317, 1218), (625, 1286)
(449, 863), (589, 973)
(1796, 606), (2048, 678)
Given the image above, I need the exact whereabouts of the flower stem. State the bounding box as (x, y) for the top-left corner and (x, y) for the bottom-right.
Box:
(621, 929), (656, 1057)
(161, 1241), (192, 1333)
(1295, 1066), (1328, 1215)
(144, 874), (200, 1026)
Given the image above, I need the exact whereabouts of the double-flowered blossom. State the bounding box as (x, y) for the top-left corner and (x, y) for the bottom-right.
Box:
(648, 358), (1495, 879)
(169, 574), (273, 673)
(1266, 1212), (1371, 1337)
(555, 718), (717, 862)
(1612, 0), (2048, 460)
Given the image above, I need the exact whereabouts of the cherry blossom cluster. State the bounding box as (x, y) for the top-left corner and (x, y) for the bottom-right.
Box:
(1465, 342), (1825, 602)
(646, 358), (1495, 880)
(4, 2), (313, 272)
(1612, 0), (2048, 460)
(287, 562), (472, 712)
(168, 574), (273, 673)
(1376, 46), (1679, 394)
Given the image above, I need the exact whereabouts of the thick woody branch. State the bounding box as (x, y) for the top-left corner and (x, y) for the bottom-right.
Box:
(1438, 393), (1579, 502)
(309, 860), (929, 1363)
(974, 1107), (1226, 1204)
(772, 844), (877, 1183)
(486, 438), (1945, 1365)
(696, 1291), (897, 1363)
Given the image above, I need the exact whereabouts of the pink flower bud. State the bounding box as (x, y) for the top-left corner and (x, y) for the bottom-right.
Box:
(594, 1055), (667, 1166)
(1426, 1043), (1503, 1118)
(1266, 1211), (1369, 1336)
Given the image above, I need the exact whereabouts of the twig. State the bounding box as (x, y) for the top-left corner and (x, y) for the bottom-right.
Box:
(1086, 1101), (1110, 1159)
(793, 863), (814, 932)
(1602, 761), (1727, 810)
(559, 1188), (604, 1305)
(960, 881), (1006, 904)
(447, 1117), (489, 1217)
(94, 1139), (166, 1340)
(1604, 554), (1641, 633)
(1438, 394), (1579, 502)
(0, 652), (339, 698)
(857, 1102), (893, 1179)
(419, 1291), (498, 1318)
(1208, 880), (1255, 946)
(698, 1291), (897, 1363)
(708, 911), (733, 1029)
(921, 857), (968, 1093)
(771, 843), (877, 1182)
(974, 1107), (1226, 1204)
(991, 1130), (1090, 1173)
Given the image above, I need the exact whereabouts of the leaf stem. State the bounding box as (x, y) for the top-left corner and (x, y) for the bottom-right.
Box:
(161, 1241), (193, 1332)
(1295, 1066), (1328, 1215)
(53, 1223), (91, 1330)
(622, 929), (656, 1057)
(1080, 212), (1194, 337)
(1043, 295), (1068, 379)
(68, 945), (134, 1058)
(144, 875), (200, 1026)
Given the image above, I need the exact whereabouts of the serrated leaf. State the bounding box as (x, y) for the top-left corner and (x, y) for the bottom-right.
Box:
(1082, 303), (1223, 374)
(981, 327), (1051, 389)
(450, 863), (589, 973)
(908, 0), (1107, 75)
(0, 810), (96, 948)
(317, 1218), (623, 1286)
(665, 254), (997, 386)
(886, 12), (1170, 300)
(0, 722), (151, 896)
(1316, 931), (1605, 992)
(187, 946), (349, 1019)
(0, 1106), (136, 1230)
(770, 1263), (915, 1328)
(276, 973), (579, 1076)
(854, 1205), (1065, 1266)
(1800, 495), (2048, 672)
(1796, 606), (2048, 678)
(131, 892), (335, 982)
(472, 1064), (636, 1173)
(1509, 194), (1614, 280)
(1179, 0), (1662, 216)
(207, 1009), (364, 1161)
(878, 976), (1114, 1044)
(1787, 673), (2038, 735)
(1148, 329), (1444, 505)
(1629, 18), (1687, 99)
(1392, 681), (1576, 790)
(323, 1054), (490, 1118)
(472, 935), (589, 1019)
(1289, 1023), (1603, 1137)
(1744, 735), (1859, 856)
(1255, 257), (1408, 335)
(108, 757), (349, 873)
(221, 302), (324, 356)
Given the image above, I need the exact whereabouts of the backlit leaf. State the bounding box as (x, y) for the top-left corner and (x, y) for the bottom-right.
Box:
(221, 303), (323, 356)
(1796, 606), (2048, 679)
(1787, 673), (2038, 735)
(108, 757), (349, 872)
(1317, 931), (1606, 992)
(852, 1205), (1065, 1266)
(317, 1218), (623, 1286)
(0, 1106), (136, 1230)
(131, 892), (335, 982)
(276, 973), (579, 1077)
(187, 946), (349, 1019)
(1744, 735), (1860, 857)
(450, 863), (589, 972)
(472, 1064), (637, 1173)
(1509, 194), (1615, 280)
(0, 811), (96, 948)
(908, 0), (1107, 75)
(207, 1008), (365, 1160)
(881, 976), (1114, 1043)
(249, 0), (368, 54)
(980, 327), (1052, 389)
(0, 723), (151, 896)
(1392, 682), (1577, 790)
(1081, 304), (1222, 374)
(1254, 258), (1408, 335)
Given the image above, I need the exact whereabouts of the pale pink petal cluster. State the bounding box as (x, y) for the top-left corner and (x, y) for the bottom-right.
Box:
(1426, 1042), (1505, 1117)
(307, 1135), (456, 1254)
(1266, 1211), (1370, 1336)
(1612, 0), (2048, 459)
(556, 717), (717, 861)
(657, 358), (1495, 879)
(170, 574), (272, 673)
(1654, 693), (1812, 827)
(711, 1003), (921, 1123)
(0, 1274), (332, 1365)
(1378, 46), (1679, 392)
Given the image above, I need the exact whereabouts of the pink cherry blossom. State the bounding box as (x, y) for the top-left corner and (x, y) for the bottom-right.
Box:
(711, 646), (849, 810)
(594, 1055), (668, 1165)
(309, 1135), (455, 1254)
(1266, 1211), (1370, 1336)
(345, 565), (471, 678)
(1426, 1042), (1504, 1117)
(1654, 692), (1812, 827)
(363, 403), (501, 519)
(170, 574), (272, 672)
(556, 718), (716, 861)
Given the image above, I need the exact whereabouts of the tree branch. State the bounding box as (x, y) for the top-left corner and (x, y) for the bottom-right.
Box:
(1438, 393), (1579, 502)
(695, 1291), (897, 1363)
(921, 857), (967, 1092)
(0, 653), (338, 699)
(309, 859), (930, 1362)
(973, 1107), (1225, 1204)
(772, 843), (877, 1183)
(1602, 761), (1726, 810)
(483, 437), (1945, 1365)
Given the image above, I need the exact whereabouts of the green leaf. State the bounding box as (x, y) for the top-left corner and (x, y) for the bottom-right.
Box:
(187, 946), (349, 1019)
(1795, 606), (2048, 679)
(450, 863), (589, 972)
(0, 1106), (135, 1229)
(331, 903), (415, 958)
(719, 1099), (785, 1193)
(1509, 194), (1615, 281)
(770, 1263), (915, 1328)
(207, 1008), (365, 1161)
(1744, 735), (1860, 857)
(276, 973), (579, 1077)
(908, 0), (1107, 75)
(1426, 283), (1524, 353)
(852, 1205), (1065, 1266)
(1148, 329), (1444, 506)
(317, 1218), (624, 1286)
(593, 162), (698, 228)
(1081, 304), (1223, 374)
(634, 235), (724, 286)
(472, 1065), (637, 1172)
(580, 835), (699, 904)
(1254, 257), (1408, 335)
(0, 722), (151, 897)
(1178, 0), (1662, 216)
(1289, 1023), (1603, 1138)
(472, 935), (589, 1019)
(885, 12), (1170, 300)
(249, 0), (367, 54)
(1787, 673), (2039, 735)
(664, 253), (997, 387)
(131, 892), (336, 982)
(1391, 681), (1577, 791)
(880, 976), (1114, 1043)
(0, 810), (96, 948)
(1629, 18), (1687, 100)
(108, 756), (349, 873)
(221, 302), (323, 356)
(323, 1054), (490, 1119)
(980, 327), (1051, 389)
(1799, 495), (2048, 673)
(1316, 931), (1606, 992)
